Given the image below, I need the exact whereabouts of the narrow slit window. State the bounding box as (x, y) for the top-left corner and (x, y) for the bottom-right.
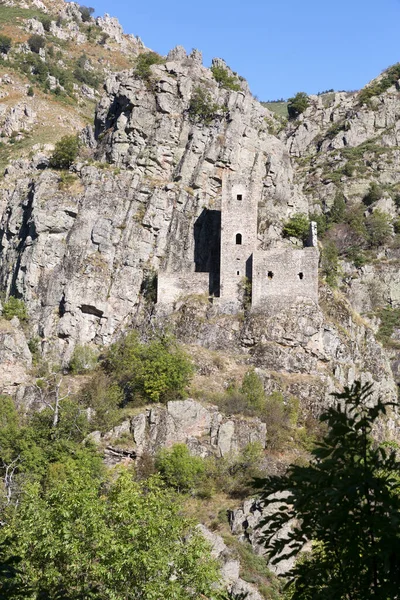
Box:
(237, 194), (243, 201)
(237, 271), (240, 275)
(236, 233), (242, 245)
(268, 271), (274, 279)
(298, 272), (304, 280)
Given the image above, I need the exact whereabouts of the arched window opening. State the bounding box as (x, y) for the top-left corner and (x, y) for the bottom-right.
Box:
(298, 272), (304, 280)
(237, 194), (243, 201)
(268, 271), (274, 279)
(236, 233), (242, 245)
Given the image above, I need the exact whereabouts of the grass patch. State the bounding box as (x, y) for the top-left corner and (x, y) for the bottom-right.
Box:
(222, 532), (283, 599)
(0, 7), (46, 25)
(376, 307), (400, 348)
(358, 63), (400, 105)
(341, 140), (393, 160)
(262, 101), (288, 118)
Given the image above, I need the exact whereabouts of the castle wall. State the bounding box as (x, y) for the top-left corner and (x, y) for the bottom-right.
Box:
(252, 247), (319, 309)
(157, 272), (210, 305)
(220, 180), (258, 306)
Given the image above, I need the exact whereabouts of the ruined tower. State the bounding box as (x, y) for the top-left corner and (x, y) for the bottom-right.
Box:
(219, 178), (258, 308)
(157, 175), (319, 311)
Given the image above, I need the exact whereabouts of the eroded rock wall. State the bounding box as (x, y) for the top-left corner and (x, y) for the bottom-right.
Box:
(0, 50), (308, 362)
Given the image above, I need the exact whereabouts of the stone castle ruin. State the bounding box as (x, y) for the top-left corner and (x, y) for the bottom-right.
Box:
(158, 177), (319, 311)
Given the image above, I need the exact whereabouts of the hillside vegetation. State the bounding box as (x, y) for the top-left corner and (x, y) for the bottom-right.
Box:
(1, 2), (400, 599)
(0, 0), (141, 168)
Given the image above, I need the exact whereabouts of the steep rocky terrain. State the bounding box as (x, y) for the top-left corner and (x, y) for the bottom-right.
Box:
(2, 1), (400, 596)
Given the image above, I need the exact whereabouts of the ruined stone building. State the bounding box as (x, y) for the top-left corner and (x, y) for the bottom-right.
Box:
(158, 177), (319, 311)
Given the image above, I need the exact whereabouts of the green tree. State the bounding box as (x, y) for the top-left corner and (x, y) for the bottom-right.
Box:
(69, 344), (98, 374)
(240, 369), (265, 410)
(2, 297), (28, 321)
(0, 34), (12, 54)
(321, 240), (339, 287)
(363, 182), (382, 206)
(27, 34), (45, 54)
(287, 92), (309, 119)
(211, 64), (241, 91)
(49, 135), (80, 169)
(329, 192), (346, 223)
(188, 86), (221, 124)
(38, 14), (52, 32)
(263, 392), (299, 450)
(156, 443), (205, 492)
(105, 331), (193, 404)
(255, 381), (400, 600)
(80, 372), (123, 432)
(134, 51), (165, 81)
(79, 5), (95, 22)
(1, 467), (220, 599)
(282, 213), (310, 241)
(366, 209), (392, 248)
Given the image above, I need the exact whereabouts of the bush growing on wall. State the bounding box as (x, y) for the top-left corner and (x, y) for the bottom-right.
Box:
(282, 213), (310, 241)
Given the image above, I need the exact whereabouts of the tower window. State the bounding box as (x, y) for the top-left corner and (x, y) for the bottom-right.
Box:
(298, 272), (304, 280)
(237, 194), (242, 201)
(237, 271), (240, 275)
(268, 271), (274, 279)
(236, 233), (242, 245)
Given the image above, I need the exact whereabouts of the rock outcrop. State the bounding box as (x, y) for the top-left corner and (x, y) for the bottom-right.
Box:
(1, 68), (398, 405)
(198, 524), (264, 600)
(229, 494), (312, 577)
(0, 317), (32, 396)
(97, 398), (267, 460)
(0, 48), (308, 363)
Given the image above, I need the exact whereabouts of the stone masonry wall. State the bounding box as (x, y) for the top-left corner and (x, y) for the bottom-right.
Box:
(252, 247), (319, 309)
(220, 179), (259, 308)
(157, 272), (209, 305)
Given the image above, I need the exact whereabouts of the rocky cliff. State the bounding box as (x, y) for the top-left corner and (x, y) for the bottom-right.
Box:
(1, 0), (399, 416)
(3, 2), (400, 597)
(0, 46), (308, 357)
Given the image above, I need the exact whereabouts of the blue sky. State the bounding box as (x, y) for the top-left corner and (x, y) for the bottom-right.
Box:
(73, 0), (400, 100)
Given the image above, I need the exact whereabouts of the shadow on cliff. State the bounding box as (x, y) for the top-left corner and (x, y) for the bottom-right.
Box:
(194, 209), (221, 297)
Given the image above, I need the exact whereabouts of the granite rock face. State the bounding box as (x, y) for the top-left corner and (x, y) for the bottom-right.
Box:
(0, 317), (32, 396)
(198, 525), (264, 600)
(229, 494), (311, 577)
(101, 398), (267, 458)
(167, 290), (398, 412)
(0, 50), (308, 362)
(0, 4), (400, 430)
